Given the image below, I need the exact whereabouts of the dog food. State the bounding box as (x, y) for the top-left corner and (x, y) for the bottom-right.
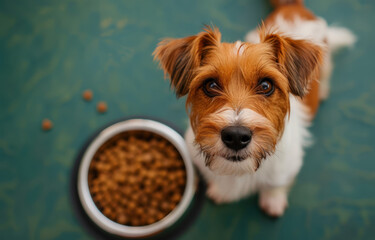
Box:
(88, 130), (186, 226)
(96, 101), (107, 113)
(41, 119), (53, 131)
(82, 89), (93, 101)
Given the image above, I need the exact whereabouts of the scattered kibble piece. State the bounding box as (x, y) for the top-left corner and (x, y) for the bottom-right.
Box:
(88, 131), (186, 226)
(41, 119), (53, 131)
(82, 89), (93, 101)
(96, 101), (107, 113)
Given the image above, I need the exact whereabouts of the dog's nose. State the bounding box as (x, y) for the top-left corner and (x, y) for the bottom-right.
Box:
(221, 126), (252, 151)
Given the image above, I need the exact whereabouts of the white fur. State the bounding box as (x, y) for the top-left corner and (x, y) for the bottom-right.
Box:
(185, 96), (310, 206)
(233, 41), (245, 56)
(201, 107), (276, 176)
(259, 186), (289, 217)
(246, 16), (328, 45)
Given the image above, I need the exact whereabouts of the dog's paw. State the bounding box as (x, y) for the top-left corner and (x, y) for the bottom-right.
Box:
(206, 183), (232, 204)
(259, 188), (288, 217)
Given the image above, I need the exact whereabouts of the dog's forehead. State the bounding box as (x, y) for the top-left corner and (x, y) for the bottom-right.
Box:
(221, 42), (248, 57)
(205, 42), (276, 80)
(233, 41), (245, 56)
(215, 42), (273, 65)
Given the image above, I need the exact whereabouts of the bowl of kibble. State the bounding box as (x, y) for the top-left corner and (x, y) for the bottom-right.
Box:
(77, 119), (195, 238)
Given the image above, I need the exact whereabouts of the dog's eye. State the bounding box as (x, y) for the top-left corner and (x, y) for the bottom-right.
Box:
(256, 78), (274, 96)
(203, 78), (221, 97)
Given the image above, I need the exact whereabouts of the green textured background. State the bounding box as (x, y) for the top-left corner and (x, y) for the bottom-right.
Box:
(1, 0), (374, 239)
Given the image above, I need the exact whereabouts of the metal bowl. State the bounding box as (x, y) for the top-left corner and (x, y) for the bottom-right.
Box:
(77, 119), (195, 238)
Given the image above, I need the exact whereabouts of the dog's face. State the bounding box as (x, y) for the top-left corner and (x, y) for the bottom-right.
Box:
(154, 26), (322, 175)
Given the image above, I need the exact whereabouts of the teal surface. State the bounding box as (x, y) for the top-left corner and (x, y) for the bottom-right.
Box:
(1, 0), (374, 239)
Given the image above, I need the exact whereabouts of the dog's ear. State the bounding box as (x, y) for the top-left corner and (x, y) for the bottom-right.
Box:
(153, 26), (221, 97)
(262, 33), (323, 97)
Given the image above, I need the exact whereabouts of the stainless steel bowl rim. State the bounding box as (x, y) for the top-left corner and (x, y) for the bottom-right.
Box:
(77, 119), (195, 238)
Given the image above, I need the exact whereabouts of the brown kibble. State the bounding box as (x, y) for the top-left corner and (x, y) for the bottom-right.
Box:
(131, 219), (141, 226)
(82, 89), (93, 101)
(147, 171), (156, 179)
(103, 207), (112, 216)
(146, 217), (155, 225)
(122, 187), (132, 196)
(168, 173), (177, 181)
(176, 169), (185, 177)
(128, 201), (136, 209)
(88, 130), (186, 226)
(159, 170), (167, 178)
(135, 207), (144, 216)
(161, 201), (170, 210)
(177, 177), (185, 186)
(90, 185), (100, 194)
(117, 213), (128, 225)
(154, 191), (163, 200)
(128, 175), (137, 184)
(144, 178), (152, 187)
(148, 207), (157, 217)
(93, 194), (104, 202)
(170, 202), (177, 211)
(113, 192), (121, 201)
(97, 101), (107, 113)
(144, 186), (153, 194)
(156, 212), (165, 221)
(41, 119), (53, 131)
(150, 199), (158, 208)
(138, 194), (148, 205)
(114, 173), (126, 183)
(171, 193), (181, 203)
(131, 192), (140, 201)
(119, 197), (127, 206)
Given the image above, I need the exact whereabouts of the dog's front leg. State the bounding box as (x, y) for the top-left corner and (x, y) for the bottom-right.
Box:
(258, 185), (291, 217)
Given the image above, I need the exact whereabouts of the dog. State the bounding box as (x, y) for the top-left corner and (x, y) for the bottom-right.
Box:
(153, 0), (355, 217)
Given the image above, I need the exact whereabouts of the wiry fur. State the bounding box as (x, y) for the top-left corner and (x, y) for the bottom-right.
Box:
(196, 108), (277, 175)
(154, 26), (221, 97)
(153, 0), (355, 217)
(185, 95), (310, 205)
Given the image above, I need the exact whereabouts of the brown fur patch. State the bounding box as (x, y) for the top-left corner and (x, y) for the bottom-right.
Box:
(153, 26), (221, 97)
(262, 4), (323, 116)
(303, 77), (320, 116)
(260, 29), (323, 97)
